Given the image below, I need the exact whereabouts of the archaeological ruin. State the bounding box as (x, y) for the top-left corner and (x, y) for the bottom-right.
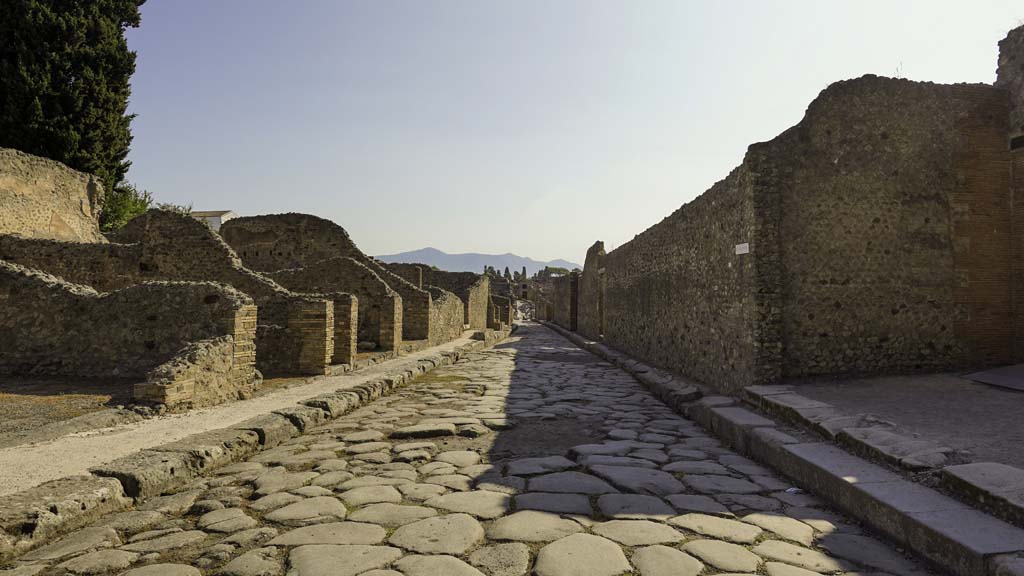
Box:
(543, 25), (1024, 395)
(0, 160), (495, 410)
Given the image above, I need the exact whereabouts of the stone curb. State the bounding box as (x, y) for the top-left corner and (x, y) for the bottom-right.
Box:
(0, 328), (511, 562)
(541, 321), (1024, 576)
(538, 321), (702, 411)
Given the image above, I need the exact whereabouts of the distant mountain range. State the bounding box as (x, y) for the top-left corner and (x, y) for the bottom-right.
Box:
(376, 247), (581, 276)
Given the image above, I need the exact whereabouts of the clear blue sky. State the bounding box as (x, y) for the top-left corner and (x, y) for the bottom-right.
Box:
(125, 1), (1022, 263)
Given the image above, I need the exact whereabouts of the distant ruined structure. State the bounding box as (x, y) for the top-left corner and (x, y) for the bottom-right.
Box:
(0, 182), (489, 409)
(549, 25), (1024, 393)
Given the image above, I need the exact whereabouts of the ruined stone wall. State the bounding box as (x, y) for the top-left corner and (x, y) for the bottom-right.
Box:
(551, 272), (579, 331)
(220, 213), (433, 342)
(220, 213), (364, 271)
(270, 257), (402, 352)
(0, 149), (106, 243)
(997, 25), (1024, 143)
(769, 78), (1011, 377)
(0, 261), (258, 408)
(386, 263), (423, 288)
(490, 294), (513, 329)
(0, 210), (333, 376)
(387, 264), (491, 330)
(425, 286), (465, 345)
(998, 25), (1024, 360)
(577, 242), (605, 340)
(602, 167), (761, 392)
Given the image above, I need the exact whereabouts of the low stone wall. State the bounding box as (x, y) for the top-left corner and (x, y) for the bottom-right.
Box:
(551, 272), (579, 331)
(0, 210), (333, 376)
(425, 286), (465, 345)
(220, 213), (434, 342)
(270, 257), (401, 352)
(387, 264), (491, 330)
(490, 294), (513, 330)
(0, 148), (106, 242)
(577, 242), (605, 340)
(0, 261), (258, 408)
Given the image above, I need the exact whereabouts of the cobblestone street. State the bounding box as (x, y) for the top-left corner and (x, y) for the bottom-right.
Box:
(6, 324), (933, 576)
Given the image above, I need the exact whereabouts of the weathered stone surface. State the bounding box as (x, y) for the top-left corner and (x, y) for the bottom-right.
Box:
(669, 513), (762, 544)
(218, 547), (283, 576)
(197, 508), (258, 533)
(393, 554), (486, 576)
(264, 497), (347, 527)
(630, 545), (704, 576)
(753, 540), (852, 573)
(742, 512), (814, 546)
(54, 549), (139, 574)
(682, 474), (762, 495)
(425, 490), (511, 519)
(19, 526), (119, 561)
(507, 456), (576, 476)
(588, 465), (684, 496)
(664, 494), (730, 515)
(119, 530), (207, 553)
(596, 494), (675, 520)
(436, 451), (482, 467)
(347, 503), (438, 527)
(591, 520), (683, 546)
(121, 565), (201, 576)
(514, 492), (592, 515)
(390, 423), (456, 438)
(267, 522), (385, 546)
(387, 513), (484, 554)
(681, 539), (761, 572)
(533, 533), (631, 576)
(468, 542), (531, 576)
(487, 511), (583, 542)
(338, 486), (402, 507)
(285, 545), (403, 576)
(528, 472), (617, 494)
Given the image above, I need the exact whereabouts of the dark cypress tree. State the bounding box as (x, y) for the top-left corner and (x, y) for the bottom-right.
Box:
(0, 0), (146, 229)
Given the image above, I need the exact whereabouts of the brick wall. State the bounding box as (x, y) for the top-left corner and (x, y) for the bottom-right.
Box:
(0, 261), (258, 408)
(0, 148), (106, 243)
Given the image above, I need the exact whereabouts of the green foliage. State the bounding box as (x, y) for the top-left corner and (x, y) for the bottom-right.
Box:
(0, 0), (145, 227)
(100, 181), (150, 232)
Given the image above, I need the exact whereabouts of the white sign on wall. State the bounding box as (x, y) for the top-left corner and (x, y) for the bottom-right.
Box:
(735, 243), (750, 255)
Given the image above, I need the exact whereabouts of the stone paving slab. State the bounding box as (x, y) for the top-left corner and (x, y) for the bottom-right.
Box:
(0, 323), (943, 576)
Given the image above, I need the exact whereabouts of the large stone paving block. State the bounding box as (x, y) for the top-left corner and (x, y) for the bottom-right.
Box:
(90, 450), (201, 500)
(705, 406), (776, 453)
(942, 462), (1024, 527)
(149, 429), (260, 473)
(231, 413), (300, 448)
(899, 507), (1024, 576)
(838, 427), (953, 471)
(302, 393), (358, 418)
(0, 476), (130, 560)
(273, 406), (329, 432)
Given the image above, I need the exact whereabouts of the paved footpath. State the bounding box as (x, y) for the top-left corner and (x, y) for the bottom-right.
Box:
(2, 323), (935, 576)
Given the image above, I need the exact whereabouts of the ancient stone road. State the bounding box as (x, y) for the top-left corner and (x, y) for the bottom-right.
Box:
(5, 323), (934, 576)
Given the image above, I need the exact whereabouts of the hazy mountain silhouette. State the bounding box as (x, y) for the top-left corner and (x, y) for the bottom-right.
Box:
(376, 247), (581, 275)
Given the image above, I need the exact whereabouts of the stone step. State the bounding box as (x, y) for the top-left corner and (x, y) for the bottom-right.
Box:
(942, 462), (1024, 529)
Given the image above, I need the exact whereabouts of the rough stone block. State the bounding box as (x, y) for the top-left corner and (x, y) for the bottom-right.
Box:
(148, 429), (260, 473)
(90, 451), (200, 500)
(272, 405), (328, 432)
(838, 427), (953, 471)
(0, 476), (130, 561)
(942, 462), (1024, 527)
(302, 393), (356, 418)
(231, 414), (299, 448)
(706, 406), (776, 453)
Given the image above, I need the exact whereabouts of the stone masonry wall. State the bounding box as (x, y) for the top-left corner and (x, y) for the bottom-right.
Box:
(270, 257), (402, 352)
(0, 261), (258, 408)
(997, 25), (1024, 143)
(577, 242), (605, 340)
(220, 213), (433, 342)
(0, 210), (333, 376)
(387, 264), (491, 330)
(551, 272), (579, 332)
(425, 286), (465, 345)
(0, 148), (106, 243)
(490, 294), (514, 330)
(602, 166), (761, 393)
(768, 78), (1012, 377)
